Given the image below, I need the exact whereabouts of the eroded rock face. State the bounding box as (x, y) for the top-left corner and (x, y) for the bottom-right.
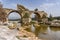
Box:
(0, 26), (18, 40)
(0, 24), (43, 40)
(17, 27), (42, 40)
(0, 8), (7, 22)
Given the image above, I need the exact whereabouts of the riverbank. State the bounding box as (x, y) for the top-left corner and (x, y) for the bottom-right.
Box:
(17, 27), (45, 40)
(0, 25), (46, 40)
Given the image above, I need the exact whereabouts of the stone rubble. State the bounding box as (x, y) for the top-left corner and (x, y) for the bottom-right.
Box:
(0, 25), (44, 40)
(17, 27), (42, 40)
(0, 25), (18, 40)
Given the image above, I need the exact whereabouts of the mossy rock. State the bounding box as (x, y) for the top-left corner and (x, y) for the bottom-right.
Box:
(8, 23), (16, 29)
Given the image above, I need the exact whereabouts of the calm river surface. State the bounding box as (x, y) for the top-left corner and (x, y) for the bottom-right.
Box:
(30, 25), (60, 40)
(9, 21), (60, 40)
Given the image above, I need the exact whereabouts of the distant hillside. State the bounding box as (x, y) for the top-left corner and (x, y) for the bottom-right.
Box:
(53, 16), (60, 20)
(8, 19), (21, 21)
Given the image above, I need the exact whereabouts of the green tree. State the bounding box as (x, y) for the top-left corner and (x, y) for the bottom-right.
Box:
(34, 8), (38, 11)
(48, 14), (54, 21)
(23, 12), (30, 18)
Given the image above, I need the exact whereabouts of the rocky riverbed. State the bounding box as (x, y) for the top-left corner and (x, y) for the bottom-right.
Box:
(0, 24), (44, 40)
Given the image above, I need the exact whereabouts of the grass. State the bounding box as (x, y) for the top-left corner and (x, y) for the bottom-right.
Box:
(16, 36), (20, 39)
(39, 24), (48, 27)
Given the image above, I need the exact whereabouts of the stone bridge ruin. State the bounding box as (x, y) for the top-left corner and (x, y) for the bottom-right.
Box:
(0, 3), (47, 25)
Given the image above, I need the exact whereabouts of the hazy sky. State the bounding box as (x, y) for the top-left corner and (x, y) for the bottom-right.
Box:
(0, 0), (60, 17)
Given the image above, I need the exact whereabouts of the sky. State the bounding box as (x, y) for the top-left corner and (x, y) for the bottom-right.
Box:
(0, 0), (60, 17)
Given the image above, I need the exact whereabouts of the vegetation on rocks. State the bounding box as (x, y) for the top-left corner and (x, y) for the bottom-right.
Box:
(8, 22), (17, 29)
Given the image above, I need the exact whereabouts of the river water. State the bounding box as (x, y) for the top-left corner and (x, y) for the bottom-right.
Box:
(10, 21), (60, 40)
(30, 25), (60, 40)
(4, 21), (60, 40)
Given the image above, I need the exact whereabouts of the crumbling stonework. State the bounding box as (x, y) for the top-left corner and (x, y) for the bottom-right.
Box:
(0, 3), (47, 24)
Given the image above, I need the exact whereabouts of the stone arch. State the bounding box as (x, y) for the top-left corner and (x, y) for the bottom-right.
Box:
(7, 10), (22, 17)
(7, 10), (22, 23)
(34, 12), (41, 18)
(34, 12), (41, 22)
(30, 11), (41, 22)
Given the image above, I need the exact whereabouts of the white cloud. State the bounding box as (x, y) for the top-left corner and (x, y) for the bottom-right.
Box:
(39, 2), (60, 16)
(46, 0), (49, 2)
(0, 0), (7, 4)
(0, 0), (7, 2)
(0, 0), (2, 2)
(40, 3), (55, 10)
(0, 0), (3, 3)
(3, 2), (17, 9)
(40, 2), (60, 10)
(10, 3), (17, 9)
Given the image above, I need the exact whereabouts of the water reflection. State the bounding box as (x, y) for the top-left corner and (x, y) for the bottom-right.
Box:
(27, 24), (60, 40)
(30, 24), (35, 33)
(24, 24), (60, 40)
(38, 27), (60, 40)
(26, 24), (48, 36)
(50, 27), (60, 31)
(35, 25), (47, 36)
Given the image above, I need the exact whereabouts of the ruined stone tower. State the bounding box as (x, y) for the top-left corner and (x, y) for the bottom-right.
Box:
(0, 2), (7, 23)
